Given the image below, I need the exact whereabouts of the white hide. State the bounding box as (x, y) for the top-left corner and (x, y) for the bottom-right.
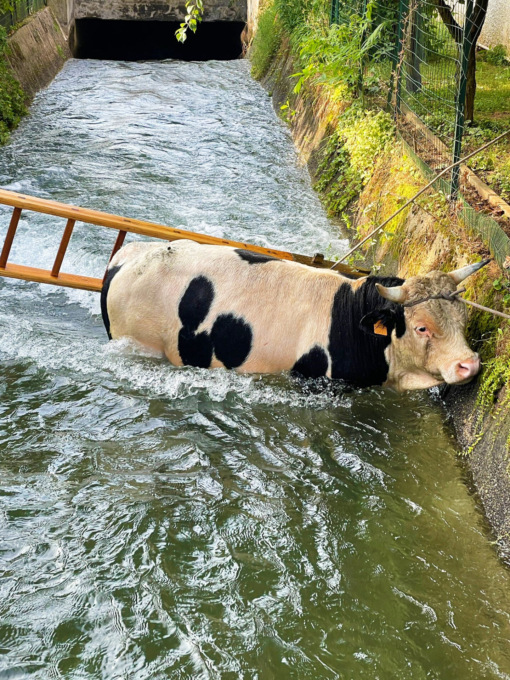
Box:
(106, 240), (346, 375)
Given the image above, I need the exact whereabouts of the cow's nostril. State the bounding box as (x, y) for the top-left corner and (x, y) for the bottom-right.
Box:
(457, 356), (480, 378)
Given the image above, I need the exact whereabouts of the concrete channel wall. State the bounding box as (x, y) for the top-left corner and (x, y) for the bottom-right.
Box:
(5, 0), (255, 97)
(7, 7), (71, 100)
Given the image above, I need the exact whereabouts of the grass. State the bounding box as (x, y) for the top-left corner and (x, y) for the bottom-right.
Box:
(372, 47), (510, 203)
(250, 2), (281, 80)
(464, 56), (510, 202)
(474, 59), (510, 125)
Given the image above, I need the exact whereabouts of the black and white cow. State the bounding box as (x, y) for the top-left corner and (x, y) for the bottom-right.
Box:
(101, 239), (485, 391)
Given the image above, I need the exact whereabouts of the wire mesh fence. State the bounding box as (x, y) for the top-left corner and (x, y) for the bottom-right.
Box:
(329, 0), (510, 267)
(330, 0), (481, 197)
(0, 0), (48, 30)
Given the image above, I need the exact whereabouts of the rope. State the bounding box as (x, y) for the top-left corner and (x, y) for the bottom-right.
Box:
(330, 128), (510, 270)
(401, 286), (510, 320)
(403, 288), (466, 308)
(459, 297), (510, 321)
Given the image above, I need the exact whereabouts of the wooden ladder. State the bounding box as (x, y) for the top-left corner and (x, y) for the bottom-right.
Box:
(0, 189), (369, 292)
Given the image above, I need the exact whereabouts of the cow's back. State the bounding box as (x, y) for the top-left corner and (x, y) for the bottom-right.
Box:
(103, 240), (342, 374)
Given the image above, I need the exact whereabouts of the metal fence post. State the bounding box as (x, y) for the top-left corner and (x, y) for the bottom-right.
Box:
(357, 0), (368, 97)
(451, 0), (473, 200)
(387, 0), (407, 110)
(393, 0), (408, 117)
(330, 0), (339, 25)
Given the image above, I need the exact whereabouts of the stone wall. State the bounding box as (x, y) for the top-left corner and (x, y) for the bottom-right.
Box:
(6, 8), (71, 101)
(73, 0), (247, 22)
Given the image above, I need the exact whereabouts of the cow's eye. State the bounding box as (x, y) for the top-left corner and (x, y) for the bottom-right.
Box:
(415, 326), (428, 336)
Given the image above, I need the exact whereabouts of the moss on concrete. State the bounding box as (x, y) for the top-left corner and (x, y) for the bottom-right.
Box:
(0, 43), (26, 144)
(251, 32), (510, 551)
(6, 8), (70, 103)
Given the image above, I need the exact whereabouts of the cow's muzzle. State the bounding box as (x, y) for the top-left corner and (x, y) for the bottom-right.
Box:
(447, 354), (481, 384)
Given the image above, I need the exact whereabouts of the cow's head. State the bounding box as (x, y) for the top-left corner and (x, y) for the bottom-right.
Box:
(365, 261), (489, 391)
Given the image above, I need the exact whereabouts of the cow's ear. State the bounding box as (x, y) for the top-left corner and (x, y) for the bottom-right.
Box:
(360, 311), (395, 338)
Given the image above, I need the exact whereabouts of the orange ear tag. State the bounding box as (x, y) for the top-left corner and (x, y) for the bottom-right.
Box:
(373, 321), (388, 336)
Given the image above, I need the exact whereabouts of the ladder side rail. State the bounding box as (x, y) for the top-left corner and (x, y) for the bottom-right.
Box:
(0, 189), (370, 281)
(103, 230), (127, 283)
(0, 189), (296, 260)
(0, 263), (102, 292)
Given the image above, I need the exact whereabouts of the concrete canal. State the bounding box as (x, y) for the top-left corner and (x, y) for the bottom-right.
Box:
(0, 58), (510, 678)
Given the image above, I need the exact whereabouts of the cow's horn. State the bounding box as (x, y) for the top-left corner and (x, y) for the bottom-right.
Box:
(375, 283), (407, 303)
(448, 259), (491, 284)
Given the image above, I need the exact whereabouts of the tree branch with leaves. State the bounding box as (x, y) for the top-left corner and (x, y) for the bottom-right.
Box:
(175, 0), (204, 43)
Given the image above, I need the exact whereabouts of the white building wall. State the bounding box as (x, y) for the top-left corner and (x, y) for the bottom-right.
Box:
(480, 0), (510, 51)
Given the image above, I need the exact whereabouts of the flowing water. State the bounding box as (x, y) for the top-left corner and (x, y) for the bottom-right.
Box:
(0, 59), (509, 679)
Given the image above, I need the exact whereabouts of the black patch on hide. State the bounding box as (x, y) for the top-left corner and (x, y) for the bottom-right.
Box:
(235, 249), (278, 265)
(178, 275), (214, 331)
(177, 277), (253, 370)
(178, 328), (214, 369)
(328, 276), (405, 387)
(211, 313), (252, 369)
(177, 276), (215, 368)
(101, 265), (122, 340)
(292, 345), (329, 379)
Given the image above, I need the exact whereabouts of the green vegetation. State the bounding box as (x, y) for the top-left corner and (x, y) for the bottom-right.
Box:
(250, 0), (510, 477)
(250, 2), (281, 80)
(465, 54), (510, 203)
(175, 0), (204, 43)
(482, 44), (510, 67)
(251, 0), (395, 221)
(0, 25), (26, 144)
(315, 105), (393, 215)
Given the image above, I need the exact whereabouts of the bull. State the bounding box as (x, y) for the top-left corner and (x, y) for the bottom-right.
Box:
(101, 239), (487, 391)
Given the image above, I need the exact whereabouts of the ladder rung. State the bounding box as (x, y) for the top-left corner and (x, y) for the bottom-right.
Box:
(0, 207), (22, 269)
(51, 218), (76, 278)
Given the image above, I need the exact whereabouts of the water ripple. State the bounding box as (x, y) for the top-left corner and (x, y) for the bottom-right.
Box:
(0, 58), (509, 680)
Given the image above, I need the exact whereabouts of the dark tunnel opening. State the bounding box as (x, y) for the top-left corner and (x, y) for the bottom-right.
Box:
(72, 19), (246, 61)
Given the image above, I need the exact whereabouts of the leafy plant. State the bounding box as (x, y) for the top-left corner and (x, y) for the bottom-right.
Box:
(251, 2), (281, 79)
(481, 44), (509, 67)
(292, 3), (392, 97)
(280, 100), (296, 123)
(493, 277), (510, 307)
(315, 105), (394, 214)
(0, 24), (26, 144)
(175, 0), (204, 43)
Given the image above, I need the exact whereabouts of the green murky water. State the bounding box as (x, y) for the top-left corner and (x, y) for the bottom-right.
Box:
(0, 59), (509, 679)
